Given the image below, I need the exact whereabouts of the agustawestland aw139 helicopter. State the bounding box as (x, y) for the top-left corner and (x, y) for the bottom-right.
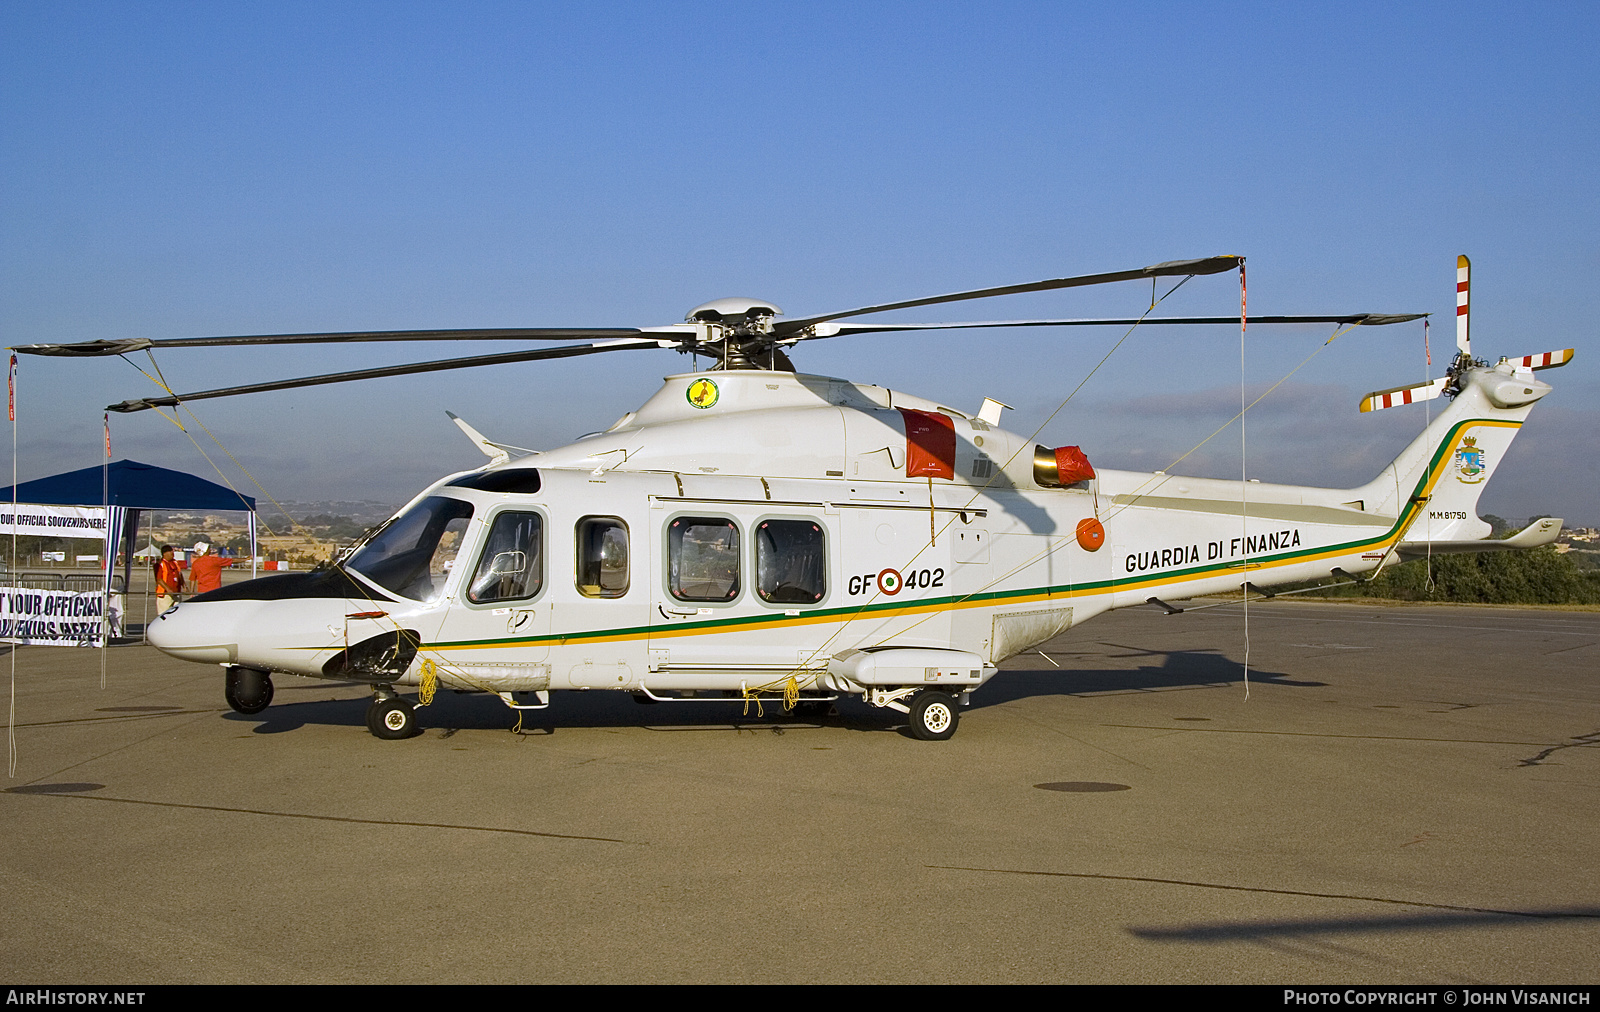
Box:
(16, 255), (1574, 740)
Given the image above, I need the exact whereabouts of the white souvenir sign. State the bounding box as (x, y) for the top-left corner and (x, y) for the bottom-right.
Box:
(0, 587), (122, 646)
(0, 505), (109, 540)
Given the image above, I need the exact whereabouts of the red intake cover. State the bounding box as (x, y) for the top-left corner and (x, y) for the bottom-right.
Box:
(1055, 445), (1095, 484)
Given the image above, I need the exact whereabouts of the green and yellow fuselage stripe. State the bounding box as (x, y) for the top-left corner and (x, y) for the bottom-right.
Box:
(422, 418), (1514, 654)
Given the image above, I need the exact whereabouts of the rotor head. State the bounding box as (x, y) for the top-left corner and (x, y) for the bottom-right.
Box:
(685, 298), (782, 327)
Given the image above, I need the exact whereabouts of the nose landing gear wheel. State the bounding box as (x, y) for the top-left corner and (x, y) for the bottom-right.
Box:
(367, 697), (419, 739)
(224, 667), (274, 714)
(908, 690), (959, 741)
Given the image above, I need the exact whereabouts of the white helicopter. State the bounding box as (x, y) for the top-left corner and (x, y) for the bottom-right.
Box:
(16, 255), (1573, 740)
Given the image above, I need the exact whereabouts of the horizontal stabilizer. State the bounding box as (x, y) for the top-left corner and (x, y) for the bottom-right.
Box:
(1508, 349), (1574, 371)
(1359, 377), (1448, 413)
(1395, 517), (1562, 558)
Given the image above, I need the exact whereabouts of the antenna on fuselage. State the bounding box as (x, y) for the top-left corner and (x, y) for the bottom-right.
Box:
(445, 411), (537, 465)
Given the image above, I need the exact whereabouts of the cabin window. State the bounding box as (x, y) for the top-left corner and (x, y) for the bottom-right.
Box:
(345, 496), (474, 604)
(467, 511), (543, 604)
(756, 519), (826, 604)
(576, 517), (629, 598)
(668, 517), (739, 602)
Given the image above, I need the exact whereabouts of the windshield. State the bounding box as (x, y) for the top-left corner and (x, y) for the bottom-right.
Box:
(344, 496), (474, 603)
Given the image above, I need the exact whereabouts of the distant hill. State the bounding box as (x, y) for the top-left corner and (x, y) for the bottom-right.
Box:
(274, 500), (397, 525)
(292, 514), (377, 543)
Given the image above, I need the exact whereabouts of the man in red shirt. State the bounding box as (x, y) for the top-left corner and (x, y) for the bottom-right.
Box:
(189, 541), (231, 595)
(154, 545), (184, 613)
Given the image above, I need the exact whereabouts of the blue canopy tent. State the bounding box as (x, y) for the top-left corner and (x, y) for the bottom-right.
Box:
(0, 459), (258, 641)
(1, 459), (256, 511)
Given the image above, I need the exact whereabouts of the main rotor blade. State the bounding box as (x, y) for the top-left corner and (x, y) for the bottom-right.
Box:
(799, 313), (1427, 339)
(15, 327), (643, 358)
(771, 255), (1242, 336)
(105, 337), (665, 413)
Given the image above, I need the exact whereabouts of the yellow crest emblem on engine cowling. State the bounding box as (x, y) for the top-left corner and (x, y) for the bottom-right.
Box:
(686, 378), (720, 409)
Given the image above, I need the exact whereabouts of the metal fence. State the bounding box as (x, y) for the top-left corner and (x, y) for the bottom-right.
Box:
(8, 573), (125, 594)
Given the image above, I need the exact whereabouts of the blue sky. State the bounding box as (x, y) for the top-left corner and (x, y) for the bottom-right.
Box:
(3, 1), (1596, 524)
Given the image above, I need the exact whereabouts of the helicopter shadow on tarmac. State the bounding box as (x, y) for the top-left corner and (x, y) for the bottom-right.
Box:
(223, 643), (1323, 737)
(224, 683), (888, 737)
(967, 643), (1324, 710)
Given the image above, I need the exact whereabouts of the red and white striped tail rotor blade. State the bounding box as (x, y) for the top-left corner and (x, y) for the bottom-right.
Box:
(1456, 254), (1471, 356)
(1508, 348), (1575, 371)
(1359, 377), (1449, 413)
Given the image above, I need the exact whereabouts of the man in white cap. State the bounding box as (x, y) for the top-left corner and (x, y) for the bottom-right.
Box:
(189, 541), (231, 596)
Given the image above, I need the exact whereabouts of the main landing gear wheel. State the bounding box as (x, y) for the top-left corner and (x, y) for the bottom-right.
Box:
(224, 667), (274, 714)
(908, 690), (959, 741)
(367, 696), (420, 739)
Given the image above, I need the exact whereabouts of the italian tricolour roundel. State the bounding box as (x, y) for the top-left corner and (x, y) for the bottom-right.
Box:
(876, 568), (903, 595)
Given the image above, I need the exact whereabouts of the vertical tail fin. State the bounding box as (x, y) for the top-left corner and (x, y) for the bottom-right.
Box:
(1353, 364), (1547, 542)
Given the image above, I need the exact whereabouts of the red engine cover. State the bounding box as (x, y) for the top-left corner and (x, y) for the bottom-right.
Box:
(900, 409), (956, 480)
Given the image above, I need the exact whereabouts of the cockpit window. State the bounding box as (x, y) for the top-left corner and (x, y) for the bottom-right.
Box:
(344, 496), (474, 604)
(468, 511), (543, 604)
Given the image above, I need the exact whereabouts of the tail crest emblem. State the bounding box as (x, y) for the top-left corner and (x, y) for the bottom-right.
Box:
(1454, 435), (1487, 483)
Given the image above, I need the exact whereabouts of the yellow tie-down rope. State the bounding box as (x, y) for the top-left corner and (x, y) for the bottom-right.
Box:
(418, 658), (439, 706)
(740, 673), (803, 718)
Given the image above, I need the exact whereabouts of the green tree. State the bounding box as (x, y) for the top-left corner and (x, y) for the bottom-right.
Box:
(1311, 546), (1600, 605)
(1481, 514), (1512, 538)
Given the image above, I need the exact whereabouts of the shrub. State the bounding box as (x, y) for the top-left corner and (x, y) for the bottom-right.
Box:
(1305, 546), (1600, 605)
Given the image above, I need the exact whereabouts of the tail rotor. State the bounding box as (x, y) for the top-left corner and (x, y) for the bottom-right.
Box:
(1360, 255), (1574, 412)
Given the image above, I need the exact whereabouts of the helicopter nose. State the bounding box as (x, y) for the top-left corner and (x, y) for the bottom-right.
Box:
(146, 600), (256, 664)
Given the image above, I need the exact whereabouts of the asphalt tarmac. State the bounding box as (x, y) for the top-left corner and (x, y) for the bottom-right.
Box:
(2, 600), (1596, 984)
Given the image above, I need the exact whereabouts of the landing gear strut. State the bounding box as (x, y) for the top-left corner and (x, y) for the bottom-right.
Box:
(224, 666), (274, 714)
(366, 687), (419, 740)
